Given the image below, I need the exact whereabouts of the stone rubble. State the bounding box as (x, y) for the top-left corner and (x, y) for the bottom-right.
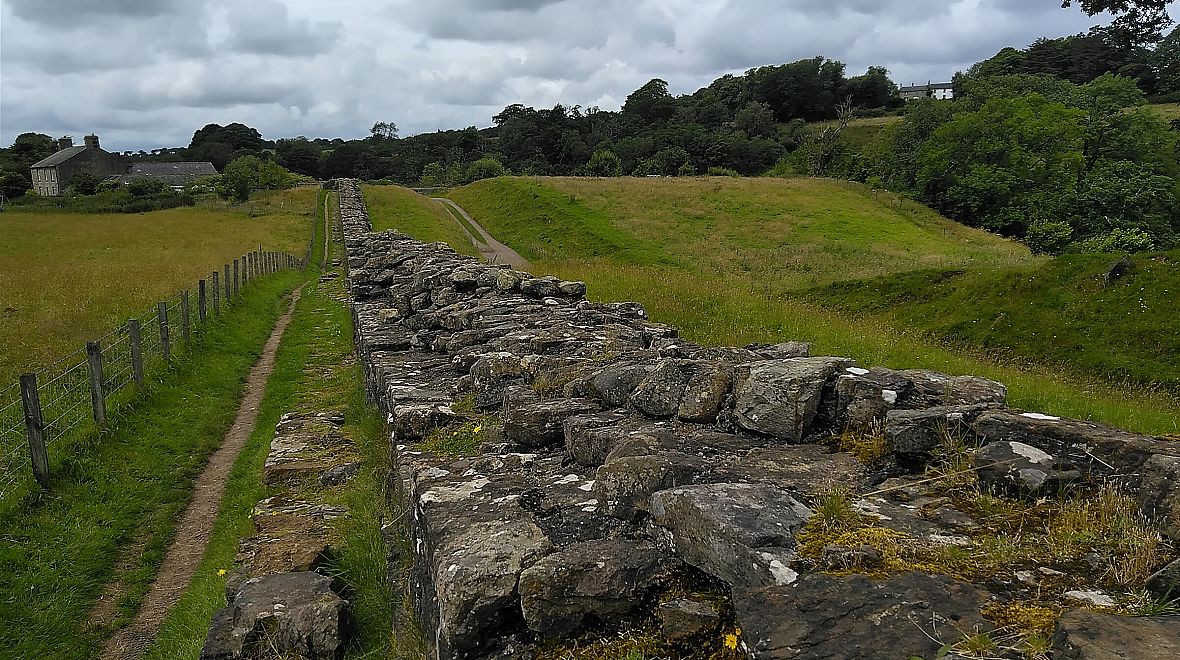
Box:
(332, 179), (1180, 660)
(201, 410), (358, 660)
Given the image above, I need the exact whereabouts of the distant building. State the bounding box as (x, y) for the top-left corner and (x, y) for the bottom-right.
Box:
(114, 162), (218, 189)
(899, 82), (955, 101)
(29, 135), (125, 196)
(29, 134), (218, 196)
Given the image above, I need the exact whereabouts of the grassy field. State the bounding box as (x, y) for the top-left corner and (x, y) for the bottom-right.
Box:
(364, 184), (476, 255)
(447, 176), (1179, 435)
(0, 188), (314, 382)
(1149, 102), (1180, 121)
(0, 269), (305, 659)
(817, 114), (901, 149)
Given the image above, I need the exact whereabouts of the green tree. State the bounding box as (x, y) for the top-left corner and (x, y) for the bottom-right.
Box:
(844, 66), (898, 108)
(275, 138), (322, 178)
(68, 170), (99, 195)
(917, 95), (1086, 235)
(733, 101), (776, 139)
(1062, 0), (1173, 44)
(0, 170), (30, 199)
(464, 157), (506, 183)
(217, 156), (291, 203)
(370, 121), (399, 140)
(419, 162), (445, 187)
(623, 79), (677, 123)
(585, 149), (622, 176)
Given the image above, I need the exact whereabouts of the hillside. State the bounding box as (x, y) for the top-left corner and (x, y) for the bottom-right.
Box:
(810, 250), (1180, 391)
(447, 176), (1178, 434)
(448, 177), (1036, 289)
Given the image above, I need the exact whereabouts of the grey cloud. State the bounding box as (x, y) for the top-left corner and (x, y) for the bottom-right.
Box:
(223, 0), (343, 56)
(5, 0), (195, 24)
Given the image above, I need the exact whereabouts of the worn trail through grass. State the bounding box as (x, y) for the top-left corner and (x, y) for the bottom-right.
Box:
(99, 285), (305, 660)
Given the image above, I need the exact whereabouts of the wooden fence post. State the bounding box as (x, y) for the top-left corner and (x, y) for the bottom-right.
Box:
(181, 290), (192, 345)
(158, 302), (171, 362)
(198, 280), (208, 323)
(128, 319), (145, 390)
(212, 270), (220, 315)
(224, 264), (231, 302)
(86, 341), (107, 428)
(20, 373), (49, 488)
(233, 259), (240, 296)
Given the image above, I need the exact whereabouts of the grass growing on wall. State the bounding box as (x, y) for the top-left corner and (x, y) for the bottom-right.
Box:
(0, 187), (315, 382)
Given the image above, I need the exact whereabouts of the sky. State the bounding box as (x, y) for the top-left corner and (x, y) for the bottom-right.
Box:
(0, 0), (1154, 151)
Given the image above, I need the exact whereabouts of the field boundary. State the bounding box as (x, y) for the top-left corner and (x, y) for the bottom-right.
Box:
(0, 248), (308, 499)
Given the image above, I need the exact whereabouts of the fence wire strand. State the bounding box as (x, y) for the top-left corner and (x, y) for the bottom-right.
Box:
(0, 250), (299, 499)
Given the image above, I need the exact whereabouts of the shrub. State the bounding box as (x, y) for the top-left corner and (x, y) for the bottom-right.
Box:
(585, 149), (622, 177)
(464, 157), (507, 183)
(1070, 228), (1156, 254)
(706, 167), (741, 177)
(1025, 219), (1074, 255)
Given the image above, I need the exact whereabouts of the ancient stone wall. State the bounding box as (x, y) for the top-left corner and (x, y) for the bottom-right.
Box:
(336, 179), (1180, 660)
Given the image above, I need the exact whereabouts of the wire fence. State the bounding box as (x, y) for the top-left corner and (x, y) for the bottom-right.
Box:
(0, 249), (308, 501)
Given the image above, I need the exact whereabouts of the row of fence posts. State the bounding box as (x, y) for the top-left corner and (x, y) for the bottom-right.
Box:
(18, 248), (301, 488)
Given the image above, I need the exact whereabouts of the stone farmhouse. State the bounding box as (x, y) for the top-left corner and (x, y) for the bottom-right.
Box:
(29, 134), (216, 196)
(899, 81), (955, 101)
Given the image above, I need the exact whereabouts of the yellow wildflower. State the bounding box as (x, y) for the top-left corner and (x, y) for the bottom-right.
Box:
(217, 569), (227, 576)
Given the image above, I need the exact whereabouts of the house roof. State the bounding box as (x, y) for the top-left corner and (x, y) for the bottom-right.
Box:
(129, 162), (218, 176)
(30, 146), (87, 168)
(899, 82), (954, 92)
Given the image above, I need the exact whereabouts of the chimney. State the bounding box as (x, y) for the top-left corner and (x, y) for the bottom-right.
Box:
(84, 134), (100, 150)
(58, 136), (74, 151)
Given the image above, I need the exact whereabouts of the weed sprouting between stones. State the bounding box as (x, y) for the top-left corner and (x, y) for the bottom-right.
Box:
(418, 420), (488, 457)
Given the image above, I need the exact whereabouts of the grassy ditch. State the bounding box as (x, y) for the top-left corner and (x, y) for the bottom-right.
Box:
(145, 219), (407, 659)
(0, 267), (305, 660)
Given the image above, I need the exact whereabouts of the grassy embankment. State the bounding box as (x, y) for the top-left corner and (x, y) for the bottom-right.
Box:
(0, 188), (314, 383)
(145, 207), (409, 658)
(364, 184), (477, 256)
(448, 177), (1179, 435)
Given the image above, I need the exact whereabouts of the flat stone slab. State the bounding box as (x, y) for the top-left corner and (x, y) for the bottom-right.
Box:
(650, 482), (812, 589)
(1052, 608), (1180, 659)
(734, 572), (995, 659)
(263, 411), (354, 486)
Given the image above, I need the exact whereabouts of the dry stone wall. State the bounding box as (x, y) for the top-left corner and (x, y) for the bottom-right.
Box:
(335, 179), (1180, 660)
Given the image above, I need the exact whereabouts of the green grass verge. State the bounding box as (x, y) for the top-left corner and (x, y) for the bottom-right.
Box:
(364, 184), (477, 256)
(145, 213), (400, 659)
(0, 268), (305, 660)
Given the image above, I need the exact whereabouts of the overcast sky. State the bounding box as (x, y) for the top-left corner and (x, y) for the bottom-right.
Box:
(0, 0), (1159, 151)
